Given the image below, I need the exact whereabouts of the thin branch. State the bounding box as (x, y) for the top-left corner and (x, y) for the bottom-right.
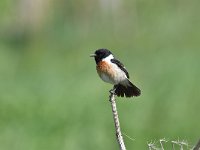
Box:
(171, 139), (188, 150)
(159, 138), (168, 150)
(193, 139), (200, 150)
(147, 140), (157, 150)
(109, 88), (126, 150)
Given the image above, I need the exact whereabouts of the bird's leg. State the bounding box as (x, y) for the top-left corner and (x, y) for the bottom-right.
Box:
(109, 86), (116, 94)
(109, 86), (117, 101)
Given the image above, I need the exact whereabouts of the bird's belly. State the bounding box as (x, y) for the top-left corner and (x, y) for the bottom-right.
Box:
(99, 73), (116, 84)
(97, 61), (127, 85)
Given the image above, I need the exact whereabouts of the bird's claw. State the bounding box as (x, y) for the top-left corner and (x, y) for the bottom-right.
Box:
(109, 88), (116, 95)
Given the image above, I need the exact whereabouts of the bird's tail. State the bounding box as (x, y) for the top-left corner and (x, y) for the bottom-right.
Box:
(114, 80), (141, 97)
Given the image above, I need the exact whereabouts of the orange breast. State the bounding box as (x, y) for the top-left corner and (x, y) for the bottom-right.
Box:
(96, 61), (115, 78)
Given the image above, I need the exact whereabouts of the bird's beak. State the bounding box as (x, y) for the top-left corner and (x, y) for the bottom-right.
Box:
(90, 54), (96, 57)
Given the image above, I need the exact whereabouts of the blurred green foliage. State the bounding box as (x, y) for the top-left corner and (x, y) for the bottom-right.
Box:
(0, 0), (200, 149)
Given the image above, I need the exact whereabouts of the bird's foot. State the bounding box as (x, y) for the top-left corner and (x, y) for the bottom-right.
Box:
(109, 88), (116, 95)
(109, 87), (116, 101)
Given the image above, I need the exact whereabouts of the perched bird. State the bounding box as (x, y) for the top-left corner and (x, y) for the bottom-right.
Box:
(90, 48), (141, 98)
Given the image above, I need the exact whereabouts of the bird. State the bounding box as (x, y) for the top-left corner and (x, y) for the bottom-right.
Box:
(90, 48), (141, 98)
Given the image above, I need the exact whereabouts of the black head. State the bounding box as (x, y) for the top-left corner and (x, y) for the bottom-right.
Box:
(90, 49), (112, 64)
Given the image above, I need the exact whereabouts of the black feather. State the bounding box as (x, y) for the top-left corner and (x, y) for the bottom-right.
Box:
(111, 59), (129, 78)
(114, 80), (141, 97)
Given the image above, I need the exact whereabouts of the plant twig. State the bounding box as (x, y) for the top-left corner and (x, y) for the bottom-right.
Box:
(159, 138), (168, 150)
(147, 141), (157, 150)
(109, 88), (126, 150)
(193, 139), (200, 150)
(171, 139), (188, 150)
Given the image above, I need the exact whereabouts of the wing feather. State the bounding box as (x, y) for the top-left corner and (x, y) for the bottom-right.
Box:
(111, 59), (129, 79)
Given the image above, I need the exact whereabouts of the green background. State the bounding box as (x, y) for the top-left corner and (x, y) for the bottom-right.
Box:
(0, 0), (200, 149)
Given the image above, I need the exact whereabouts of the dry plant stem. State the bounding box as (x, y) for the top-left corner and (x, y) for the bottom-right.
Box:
(193, 139), (200, 150)
(109, 89), (126, 150)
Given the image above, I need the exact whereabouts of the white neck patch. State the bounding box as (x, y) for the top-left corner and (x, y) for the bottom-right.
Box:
(102, 54), (114, 62)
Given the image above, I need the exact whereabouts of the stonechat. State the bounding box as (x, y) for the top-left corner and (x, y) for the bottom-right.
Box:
(90, 48), (141, 98)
